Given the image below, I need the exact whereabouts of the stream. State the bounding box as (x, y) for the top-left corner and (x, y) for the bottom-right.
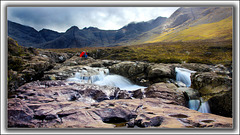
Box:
(67, 66), (211, 113)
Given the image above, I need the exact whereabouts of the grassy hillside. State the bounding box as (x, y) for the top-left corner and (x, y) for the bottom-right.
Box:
(146, 16), (232, 43)
(46, 40), (232, 66)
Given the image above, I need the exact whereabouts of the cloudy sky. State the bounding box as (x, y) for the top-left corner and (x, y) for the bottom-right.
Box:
(8, 7), (179, 32)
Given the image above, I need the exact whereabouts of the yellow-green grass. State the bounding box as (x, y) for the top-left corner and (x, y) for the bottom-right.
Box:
(147, 16), (232, 43)
(46, 40), (232, 66)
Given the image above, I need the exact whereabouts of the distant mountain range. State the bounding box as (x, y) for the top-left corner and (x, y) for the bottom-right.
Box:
(8, 7), (232, 49)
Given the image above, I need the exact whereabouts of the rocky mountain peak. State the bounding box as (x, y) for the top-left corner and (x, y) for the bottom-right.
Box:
(66, 26), (80, 32)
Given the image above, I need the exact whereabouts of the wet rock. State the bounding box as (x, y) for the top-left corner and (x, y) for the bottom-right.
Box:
(43, 65), (108, 81)
(147, 64), (174, 83)
(181, 63), (212, 72)
(109, 61), (148, 84)
(209, 89), (232, 117)
(8, 92), (233, 128)
(177, 87), (200, 100)
(93, 106), (138, 123)
(8, 98), (34, 128)
(145, 82), (186, 106)
(102, 60), (121, 67)
(116, 90), (132, 99)
(212, 64), (231, 76)
(191, 72), (232, 118)
(132, 89), (144, 99)
(90, 62), (104, 67)
(191, 72), (232, 98)
(84, 88), (109, 102)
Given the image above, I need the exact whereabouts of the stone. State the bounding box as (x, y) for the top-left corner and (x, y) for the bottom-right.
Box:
(191, 71), (232, 118)
(177, 87), (200, 100)
(145, 82), (187, 106)
(147, 64), (174, 83)
(109, 61), (148, 84)
(8, 85), (233, 128)
(132, 89), (144, 99)
(191, 72), (232, 97)
(208, 89), (232, 117)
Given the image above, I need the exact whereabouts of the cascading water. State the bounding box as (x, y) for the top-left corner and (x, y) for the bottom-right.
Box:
(67, 67), (146, 91)
(188, 98), (211, 113)
(175, 67), (211, 113)
(175, 67), (196, 87)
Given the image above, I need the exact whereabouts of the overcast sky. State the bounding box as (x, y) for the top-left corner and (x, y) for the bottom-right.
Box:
(8, 7), (179, 32)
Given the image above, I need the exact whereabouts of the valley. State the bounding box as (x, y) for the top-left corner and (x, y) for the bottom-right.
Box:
(7, 6), (234, 129)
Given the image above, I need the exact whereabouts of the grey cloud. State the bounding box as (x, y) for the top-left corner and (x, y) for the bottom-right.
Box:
(8, 7), (179, 32)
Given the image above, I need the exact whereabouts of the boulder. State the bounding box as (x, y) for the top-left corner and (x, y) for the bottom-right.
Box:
(145, 82), (187, 106)
(110, 61), (148, 77)
(116, 90), (132, 99)
(191, 72), (232, 97)
(147, 64), (175, 83)
(191, 72), (232, 117)
(177, 87), (200, 100)
(181, 63), (212, 72)
(208, 89), (232, 117)
(109, 61), (149, 86)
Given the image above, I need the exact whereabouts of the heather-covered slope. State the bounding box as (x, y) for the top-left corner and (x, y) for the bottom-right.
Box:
(140, 7), (232, 43)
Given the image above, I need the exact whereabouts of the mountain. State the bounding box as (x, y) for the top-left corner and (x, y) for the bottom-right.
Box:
(7, 7), (232, 49)
(8, 20), (62, 47)
(8, 21), (46, 47)
(37, 26), (118, 48)
(39, 29), (63, 42)
(137, 7), (232, 43)
(8, 16), (166, 48)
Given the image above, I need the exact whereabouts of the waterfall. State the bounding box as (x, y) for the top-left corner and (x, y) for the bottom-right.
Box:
(175, 67), (210, 113)
(94, 74), (145, 91)
(175, 67), (196, 87)
(198, 101), (211, 113)
(67, 67), (145, 91)
(188, 98), (211, 113)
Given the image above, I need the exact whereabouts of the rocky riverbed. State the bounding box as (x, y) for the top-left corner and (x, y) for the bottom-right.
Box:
(7, 37), (233, 128)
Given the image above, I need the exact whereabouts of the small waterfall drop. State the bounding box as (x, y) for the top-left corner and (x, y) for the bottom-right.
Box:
(198, 100), (211, 113)
(67, 67), (146, 91)
(94, 74), (145, 91)
(175, 67), (196, 87)
(188, 98), (211, 113)
(175, 67), (210, 113)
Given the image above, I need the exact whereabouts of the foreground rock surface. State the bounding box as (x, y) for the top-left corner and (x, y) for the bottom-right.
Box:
(8, 80), (233, 128)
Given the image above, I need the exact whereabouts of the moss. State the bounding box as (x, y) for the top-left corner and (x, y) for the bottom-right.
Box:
(186, 58), (213, 64)
(8, 56), (25, 71)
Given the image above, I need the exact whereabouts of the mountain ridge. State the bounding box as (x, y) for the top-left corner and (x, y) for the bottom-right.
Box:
(8, 7), (232, 49)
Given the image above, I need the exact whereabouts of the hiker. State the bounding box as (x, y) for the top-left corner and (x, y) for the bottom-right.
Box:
(80, 51), (88, 58)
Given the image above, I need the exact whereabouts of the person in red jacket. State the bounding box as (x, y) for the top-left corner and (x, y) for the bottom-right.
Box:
(80, 51), (88, 58)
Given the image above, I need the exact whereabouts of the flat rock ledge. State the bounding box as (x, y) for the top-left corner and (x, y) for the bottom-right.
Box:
(8, 80), (233, 128)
